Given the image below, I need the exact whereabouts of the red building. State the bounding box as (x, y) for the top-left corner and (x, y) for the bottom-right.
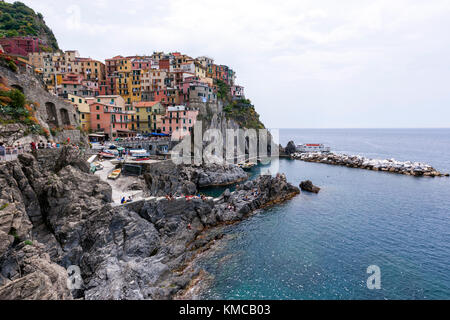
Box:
(99, 77), (115, 96)
(153, 89), (168, 104)
(159, 58), (170, 71)
(0, 37), (41, 57)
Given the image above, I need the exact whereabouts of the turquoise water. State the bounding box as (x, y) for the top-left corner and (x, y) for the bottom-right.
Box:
(198, 129), (450, 300)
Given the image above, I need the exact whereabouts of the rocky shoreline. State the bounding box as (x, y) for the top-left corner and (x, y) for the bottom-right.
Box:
(0, 146), (299, 300)
(142, 162), (249, 197)
(291, 152), (449, 177)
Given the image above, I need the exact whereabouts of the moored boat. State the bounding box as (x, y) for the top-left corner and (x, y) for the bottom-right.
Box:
(239, 162), (257, 171)
(93, 161), (104, 170)
(107, 169), (122, 180)
(296, 144), (330, 153)
(99, 152), (116, 159)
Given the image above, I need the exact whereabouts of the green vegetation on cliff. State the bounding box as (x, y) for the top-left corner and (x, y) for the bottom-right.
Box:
(213, 79), (265, 130)
(0, 76), (47, 136)
(223, 99), (265, 130)
(0, 1), (59, 50)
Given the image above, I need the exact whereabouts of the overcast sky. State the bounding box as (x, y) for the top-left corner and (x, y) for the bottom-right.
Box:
(18, 0), (450, 128)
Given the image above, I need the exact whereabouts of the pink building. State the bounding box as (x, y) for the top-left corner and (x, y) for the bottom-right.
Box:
(89, 102), (133, 139)
(132, 57), (153, 70)
(160, 106), (199, 139)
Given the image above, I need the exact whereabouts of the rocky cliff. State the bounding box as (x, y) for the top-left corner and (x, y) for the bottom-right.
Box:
(142, 161), (248, 196)
(0, 64), (83, 146)
(0, 146), (299, 300)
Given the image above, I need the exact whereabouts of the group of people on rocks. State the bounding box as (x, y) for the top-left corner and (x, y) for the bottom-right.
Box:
(120, 196), (134, 204)
(166, 193), (208, 202)
(0, 141), (28, 160)
(30, 137), (72, 150)
(1, 137), (80, 162)
(30, 140), (58, 150)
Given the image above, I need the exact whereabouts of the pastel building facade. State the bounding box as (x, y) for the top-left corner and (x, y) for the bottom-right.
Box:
(67, 94), (91, 131)
(160, 106), (199, 139)
(230, 85), (245, 99)
(88, 98), (133, 139)
(134, 101), (165, 133)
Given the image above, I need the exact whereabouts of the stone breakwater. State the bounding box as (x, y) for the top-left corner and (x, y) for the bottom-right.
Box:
(291, 152), (449, 177)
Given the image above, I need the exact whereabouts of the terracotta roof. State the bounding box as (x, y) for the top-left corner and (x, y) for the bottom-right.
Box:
(61, 81), (82, 85)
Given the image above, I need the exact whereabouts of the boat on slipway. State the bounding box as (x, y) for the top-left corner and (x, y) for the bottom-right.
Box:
(107, 169), (122, 180)
(98, 152), (116, 159)
(296, 144), (331, 153)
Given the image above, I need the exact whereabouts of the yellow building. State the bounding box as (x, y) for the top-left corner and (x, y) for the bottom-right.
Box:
(134, 101), (165, 133)
(77, 58), (106, 81)
(114, 57), (136, 104)
(195, 62), (207, 78)
(67, 94), (90, 131)
(130, 69), (141, 104)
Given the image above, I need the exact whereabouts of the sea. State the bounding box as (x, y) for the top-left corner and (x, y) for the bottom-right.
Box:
(198, 128), (450, 300)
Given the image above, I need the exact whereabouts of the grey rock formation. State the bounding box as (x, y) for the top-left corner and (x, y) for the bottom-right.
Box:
(299, 180), (321, 193)
(143, 162), (248, 196)
(285, 141), (297, 155)
(0, 242), (72, 300)
(0, 146), (111, 299)
(0, 146), (299, 300)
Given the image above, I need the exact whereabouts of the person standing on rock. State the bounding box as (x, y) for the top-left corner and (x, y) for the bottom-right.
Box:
(0, 142), (5, 160)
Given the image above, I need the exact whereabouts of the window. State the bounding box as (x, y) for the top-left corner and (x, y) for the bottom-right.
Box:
(97, 124), (100, 129)
(96, 114), (100, 120)
(81, 114), (85, 119)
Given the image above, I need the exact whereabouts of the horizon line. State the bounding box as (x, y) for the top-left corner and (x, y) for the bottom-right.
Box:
(267, 127), (450, 130)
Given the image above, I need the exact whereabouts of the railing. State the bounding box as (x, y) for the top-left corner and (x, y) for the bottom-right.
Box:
(0, 146), (29, 162)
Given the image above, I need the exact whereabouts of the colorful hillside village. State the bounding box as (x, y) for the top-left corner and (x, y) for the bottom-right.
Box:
(0, 36), (246, 141)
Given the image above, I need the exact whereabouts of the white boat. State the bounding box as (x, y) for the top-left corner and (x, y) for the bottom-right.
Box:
(93, 161), (104, 170)
(108, 169), (122, 180)
(296, 144), (330, 153)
